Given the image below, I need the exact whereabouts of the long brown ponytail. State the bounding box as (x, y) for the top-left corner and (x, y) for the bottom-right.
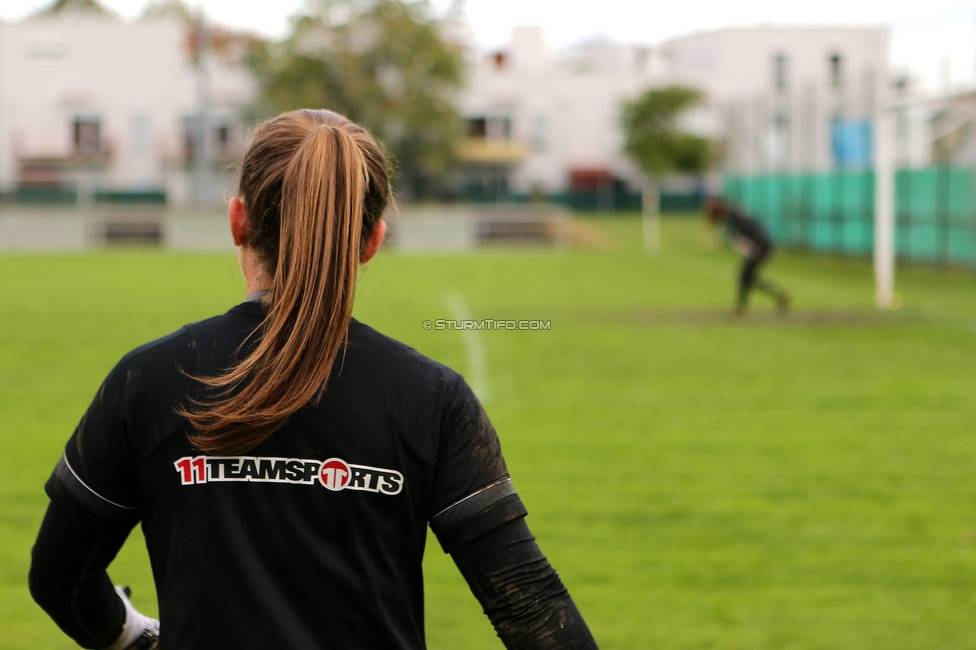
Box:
(180, 109), (392, 454)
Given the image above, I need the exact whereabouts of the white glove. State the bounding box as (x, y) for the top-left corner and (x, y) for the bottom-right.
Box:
(105, 586), (160, 650)
(732, 234), (758, 259)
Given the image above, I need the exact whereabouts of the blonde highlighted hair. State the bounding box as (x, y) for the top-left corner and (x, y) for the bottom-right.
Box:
(180, 109), (392, 454)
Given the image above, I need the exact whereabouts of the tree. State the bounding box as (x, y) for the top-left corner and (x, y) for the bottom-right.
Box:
(141, 0), (265, 67)
(141, 0), (193, 21)
(36, 0), (112, 16)
(250, 0), (466, 194)
(620, 86), (709, 252)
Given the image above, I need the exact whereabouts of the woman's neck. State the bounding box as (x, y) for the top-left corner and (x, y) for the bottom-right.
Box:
(238, 246), (272, 297)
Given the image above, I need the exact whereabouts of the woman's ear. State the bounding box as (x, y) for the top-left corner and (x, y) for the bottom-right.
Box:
(229, 198), (248, 247)
(361, 220), (387, 264)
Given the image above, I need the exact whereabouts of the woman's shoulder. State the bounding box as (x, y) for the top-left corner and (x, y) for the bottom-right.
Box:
(348, 320), (481, 462)
(114, 303), (262, 377)
(347, 319), (464, 391)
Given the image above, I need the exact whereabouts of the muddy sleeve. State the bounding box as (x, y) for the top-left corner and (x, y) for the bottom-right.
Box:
(428, 373), (526, 551)
(450, 517), (599, 650)
(29, 499), (134, 648)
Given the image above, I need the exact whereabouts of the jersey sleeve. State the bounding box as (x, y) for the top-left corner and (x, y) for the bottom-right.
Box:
(428, 373), (527, 553)
(45, 360), (141, 524)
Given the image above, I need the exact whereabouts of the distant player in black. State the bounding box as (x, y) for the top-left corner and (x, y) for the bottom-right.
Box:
(29, 110), (598, 649)
(706, 197), (790, 317)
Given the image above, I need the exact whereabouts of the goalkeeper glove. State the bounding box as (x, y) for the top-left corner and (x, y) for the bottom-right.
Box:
(104, 586), (159, 650)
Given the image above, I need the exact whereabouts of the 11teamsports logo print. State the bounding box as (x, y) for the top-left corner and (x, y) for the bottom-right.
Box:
(174, 455), (403, 495)
(319, 458), (351, 490)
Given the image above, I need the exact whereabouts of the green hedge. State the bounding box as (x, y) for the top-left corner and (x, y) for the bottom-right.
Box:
(1, 188), (167, 205)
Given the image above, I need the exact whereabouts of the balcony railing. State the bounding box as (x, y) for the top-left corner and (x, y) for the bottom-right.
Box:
(458, 138), (527, 164)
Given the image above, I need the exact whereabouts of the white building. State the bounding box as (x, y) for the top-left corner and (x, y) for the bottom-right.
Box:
(0, 14), (895, 206)
(668, 27), (889, 174)
(0, 10), (255, 205)
(459, 27), (665, 200)
(458, 25), (891, 198)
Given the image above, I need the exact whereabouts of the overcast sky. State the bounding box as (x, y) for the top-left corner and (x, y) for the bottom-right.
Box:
(2, 0), (975, 92)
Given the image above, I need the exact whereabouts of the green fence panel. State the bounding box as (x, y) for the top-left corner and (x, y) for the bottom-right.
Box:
(725, 168), (976, 267)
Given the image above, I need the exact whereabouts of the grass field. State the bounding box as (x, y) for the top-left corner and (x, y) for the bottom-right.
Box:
(3, 215), (976, 649)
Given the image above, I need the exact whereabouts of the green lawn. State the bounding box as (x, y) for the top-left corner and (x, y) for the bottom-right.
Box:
(3, 215), (976, 649)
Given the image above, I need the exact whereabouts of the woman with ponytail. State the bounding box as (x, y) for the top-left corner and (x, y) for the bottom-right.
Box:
(29, 110), (598, 650)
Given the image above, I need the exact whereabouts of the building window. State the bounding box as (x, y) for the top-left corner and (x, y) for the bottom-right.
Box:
(468, 117), (487, 139)
(495, 116), (512, 140)
(27, 41), (67, 62)
(131, 115), (149, 156)
(181, 116), (198, 164)
(467, 116), (513, 141)
(73, 117), (102, 157)
(530, 115), (546, 153)
(829, 53), (843, 88)
(215, 124), (231, 159)
(635, 47), (648, 74)
(773, 53), (788, 92)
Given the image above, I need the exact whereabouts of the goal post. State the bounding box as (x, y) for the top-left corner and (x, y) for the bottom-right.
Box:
(873, 106), (895, 310)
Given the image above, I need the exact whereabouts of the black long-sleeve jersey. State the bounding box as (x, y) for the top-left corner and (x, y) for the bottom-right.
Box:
(34, 301), (593, 649)
(724, 207), (772, 250)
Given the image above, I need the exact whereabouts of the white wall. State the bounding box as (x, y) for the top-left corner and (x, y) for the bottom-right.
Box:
(462, 32), (663, 193)
(666, 27), (890, 173)
(666, 27), (888, 106)
(0, 14), (255, 195)
(460, 25), (892, 191)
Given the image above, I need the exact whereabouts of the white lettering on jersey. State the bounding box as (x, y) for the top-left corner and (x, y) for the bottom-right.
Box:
(173, 456), (403, 496)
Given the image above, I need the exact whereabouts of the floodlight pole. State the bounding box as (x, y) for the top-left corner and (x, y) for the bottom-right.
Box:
(873, 105), (895, 310)
(193, 9), (213, 206)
